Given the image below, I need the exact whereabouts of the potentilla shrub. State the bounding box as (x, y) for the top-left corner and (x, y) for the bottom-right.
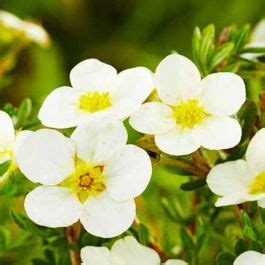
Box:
(1, 12), (265, 265)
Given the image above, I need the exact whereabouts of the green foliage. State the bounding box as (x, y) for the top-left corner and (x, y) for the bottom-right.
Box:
(0, 1), (265, 264)
(180, 179), (207, 191)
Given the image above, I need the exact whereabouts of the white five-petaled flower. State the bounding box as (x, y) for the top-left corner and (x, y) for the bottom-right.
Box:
(243, 19), (265, 60)
(233, 251), (265, 265)
(129, 54), (246, 156)
(0, 10), (50, 47)
(0, 111), (31, 167)
(38, 59), (154, 129)
(81, 236), (188, 265)
(17, 115), (152, 238)
(207, 128), (265, 207)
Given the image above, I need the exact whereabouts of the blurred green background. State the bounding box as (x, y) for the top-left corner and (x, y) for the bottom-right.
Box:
(1, 1), (265, 264)
(0, 0), (265, 109)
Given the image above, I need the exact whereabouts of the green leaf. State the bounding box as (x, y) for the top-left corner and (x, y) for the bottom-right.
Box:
(32, 259), (49, 265)
(16, 98), (32, 128)
(180, 227), (194, 249)
(258, 228), (265, 246)
(199, 24), (215, 75)
(0, 160), (11, 177)
(192, 26), (201, 66)
(259, 207), (265, 223)
(250, 241), (263, 252)
(138, 223), (150, 245)
(0, 227), (9, 251)
(240, 101), (257, 143)
(216, 252), (236, 265)
(234, 238), (248, 256)
(161, 198), (183, 223)
(241, 210), (252, 228)
(243, 226), (257, 241)
(209, 42), (234, 71)
(11, 211), (57, 238)
(195, 233), (208, 254)
(44, 249), (56, 265)
(234, 24), (250, 51)
(240, 47), (265, 54)
(180, 179), (206, 191)
(58, 253), (71, 265)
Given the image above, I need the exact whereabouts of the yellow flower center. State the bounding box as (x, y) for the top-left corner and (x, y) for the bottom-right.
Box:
(249, 172), (265, 194)
(60, 160), (106, 203)
(0, 148), (12, 160)
(79, 91), (111, 113)
(173, 99), (209, 129)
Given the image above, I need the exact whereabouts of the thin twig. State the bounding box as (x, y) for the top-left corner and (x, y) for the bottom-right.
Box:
(65, 223), (81, 265)
(161, 157), (207, 177)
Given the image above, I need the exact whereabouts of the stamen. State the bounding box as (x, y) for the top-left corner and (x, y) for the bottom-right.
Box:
(173, 99), (209, 129)
(60, 160), (106, 203)
(79, 91), (111, 113)
(249, 172), (265, 194)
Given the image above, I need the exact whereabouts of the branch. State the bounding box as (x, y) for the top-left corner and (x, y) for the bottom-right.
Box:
(65, 223), (81, 265)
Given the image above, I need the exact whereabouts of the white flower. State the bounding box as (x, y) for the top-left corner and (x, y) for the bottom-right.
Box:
(244, 19), (265, 60)
(22, 21), (50, 47)
(0, 10), (50, 47)
(17, 114), (152, 238)
(0, 10), (22, 30)
(233, 251), (265, 265)
(207, 128), (265, 207)
(129, 54), (245, 156)
(38, 59), (154, 129)
(81, 236), (188, 265)
(0, 110), (31, 166)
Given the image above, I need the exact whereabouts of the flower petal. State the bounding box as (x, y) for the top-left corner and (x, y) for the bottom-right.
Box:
(38, 86), (88, 129)
(155, 127), (200, 155)
(0, 10), (23, 30)
(234, 251), (265, 265)
(206, 160), (251, 205)
(14, 130), (32, 164)
(0, 111), (15, 154)
(200, 72), (246, 116)
(258, 198), (265, 208)
(25, 186), (82, 227)
(129, 102), (175, 135)
(246, 128), (265, 172)
(110, 236), (160, 265)
(108, 67), (154, 120)
(252, 19), (265, 43)
(17, 129), (75, 185)
(104, 145), (152, 201)
(70, 59), (117, 91)
(81, 246), (111, 265)
(80, 192), (135, 238)
(71, 114), (127, 165)
(215, 196), (248, 207)
(195, 116), (242, 150)
(155, 54), (201, 105)
(164, 260), (188, 265)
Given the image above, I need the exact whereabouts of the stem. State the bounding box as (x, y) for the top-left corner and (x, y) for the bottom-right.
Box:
(191, 151), (211, 173)
(65, 223), (81, 265)
(161, 157), (207, 177)
(149, 241), (168, 262)
(133, 218), (168, 261)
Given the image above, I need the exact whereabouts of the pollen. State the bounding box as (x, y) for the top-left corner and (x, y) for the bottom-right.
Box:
(249, 172), (265, 194)
(60, 160), (106, 203)
(79, 91), (111, 113)
(173, 99), (208, 129)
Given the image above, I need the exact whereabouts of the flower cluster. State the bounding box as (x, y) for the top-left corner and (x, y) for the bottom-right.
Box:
(7, 49), (265, 263)
(0, 10), (50, 47)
